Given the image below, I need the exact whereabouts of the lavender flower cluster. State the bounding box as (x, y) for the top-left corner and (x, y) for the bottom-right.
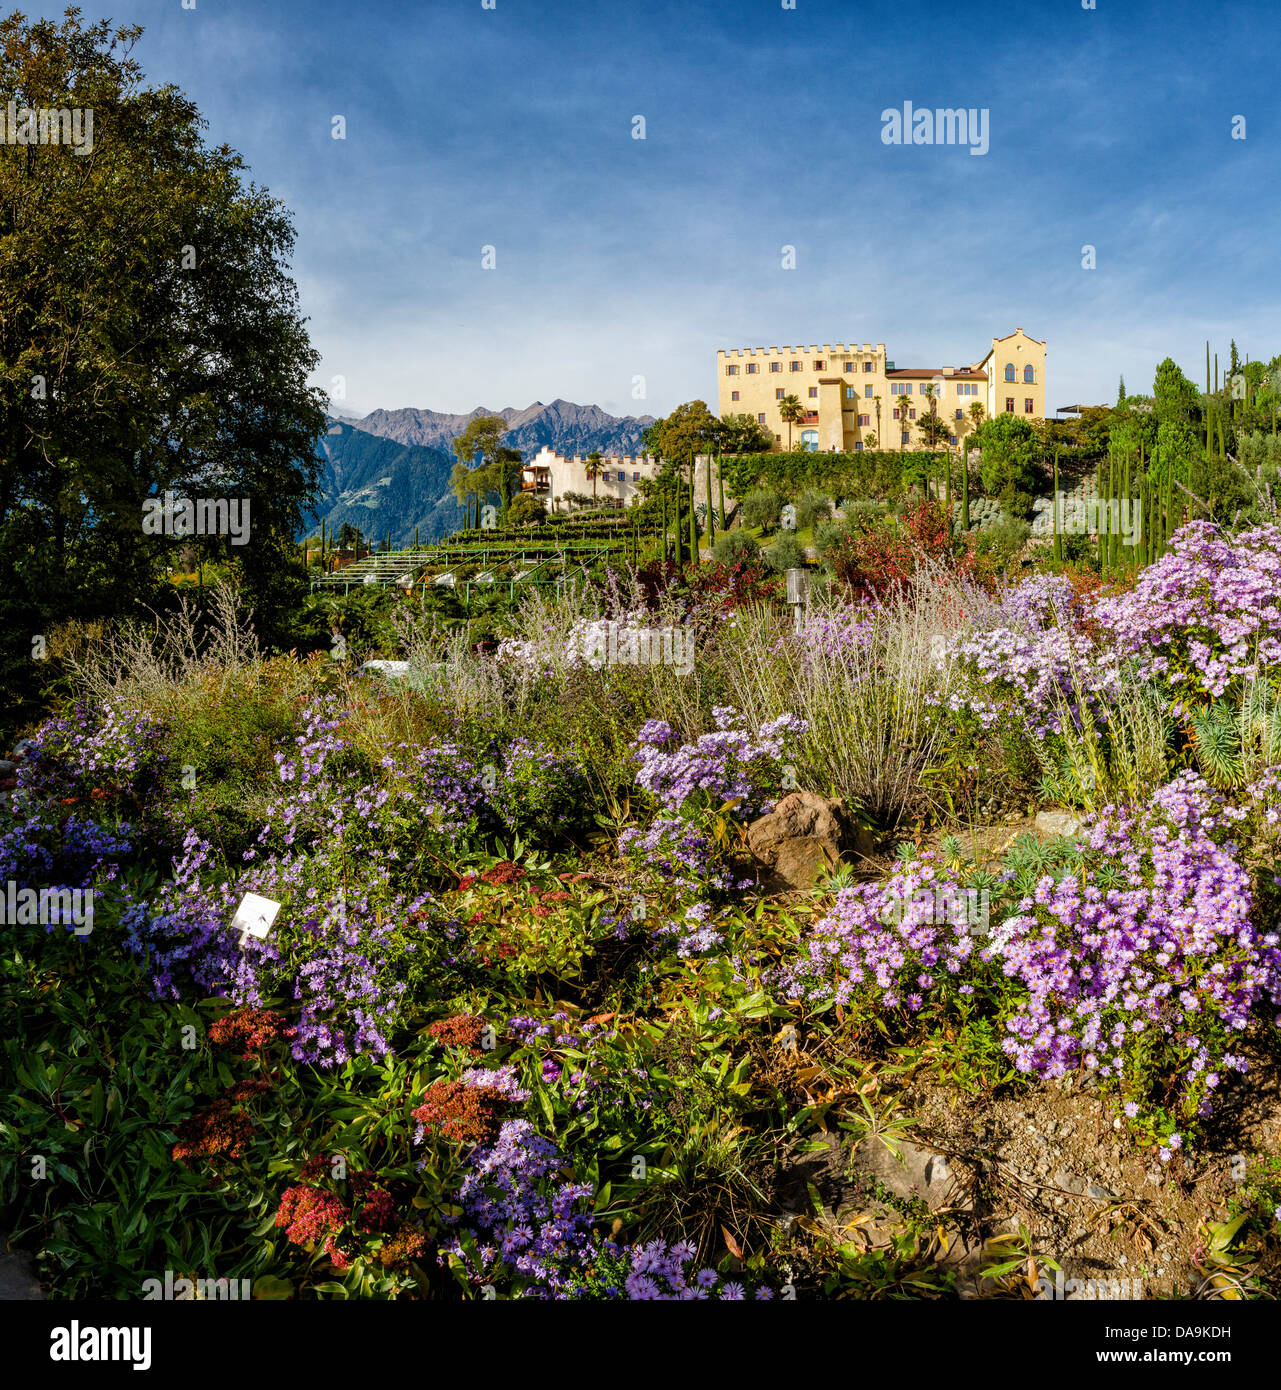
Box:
(631, 708), (807, 816)
(436, 1117), (612, 1298)
(987, 772), (1279, 1122)
(942, 622), (1118, 737)
(1092, 522), (1281, 698)
(432, 1082), (769, 1298)
(778, 854), (981, 1012)
(780, 772), (1281, 1127)
(617, 817), (732, 894)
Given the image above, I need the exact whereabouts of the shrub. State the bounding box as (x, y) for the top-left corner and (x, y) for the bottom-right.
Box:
(507, 494), (548, 526)
(711, 530), (761, 567)
(813, 519), (848, 560)
(739, 489), (783, 534)
(764, 532), (806, 572)
(795, 489), (832, 531)
(980, 514), (1032, 564)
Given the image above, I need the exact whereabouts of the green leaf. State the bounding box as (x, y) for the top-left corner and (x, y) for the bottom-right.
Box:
(252, 1275), (295, 1300)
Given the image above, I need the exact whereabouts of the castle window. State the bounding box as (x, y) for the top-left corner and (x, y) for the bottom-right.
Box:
(1024, 364), (1034, 383)
(855, 441), (864, 450)
(731, 390), (740, 401)
(1004, 363), (1016, 382)
(863, 361), (873, 372)
(858, 414), (870, 426)
(746, 362), (758, 374)
(949, 435), (958, 445)
(1005, 397), (1015, 413)
(758, 413), (766, 423)
(844, 361), (854, 372)
(726, 364), (739, 375)
(813, 360), (825, 370)
(790, 361), (802, 371)
(1025, 398), (1035, 413)
(808, 386), (818, 398)
(909, 408), (916, 420)
(770, 361), (782, 372)
(632, 472), (640, 481)
(845, 387), (855, 399)
(865, 385), (873, 398)
(901, 432), (910, 444)
(776, 388), (785, 400)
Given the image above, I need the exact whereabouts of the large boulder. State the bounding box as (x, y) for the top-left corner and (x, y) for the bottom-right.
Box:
(1034, 809), (1082, 840)
(745, 791), (872, 891)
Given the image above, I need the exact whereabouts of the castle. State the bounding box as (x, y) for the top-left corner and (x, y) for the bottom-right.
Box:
(716, 329), (1046, 452)
(518, 329), (1048, 503)
(521, 444), (661, 509)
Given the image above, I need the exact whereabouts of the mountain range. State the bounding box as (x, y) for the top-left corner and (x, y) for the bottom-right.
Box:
(309, 399), (657, 547)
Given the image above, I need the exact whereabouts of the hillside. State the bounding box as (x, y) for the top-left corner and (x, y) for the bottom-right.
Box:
(306, 400), (657, 545)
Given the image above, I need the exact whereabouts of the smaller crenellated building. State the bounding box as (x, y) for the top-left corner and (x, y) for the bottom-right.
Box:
(523, 445), (662, 509)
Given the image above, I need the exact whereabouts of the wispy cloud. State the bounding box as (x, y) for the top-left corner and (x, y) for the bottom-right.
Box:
(45, 0), (1281, 415)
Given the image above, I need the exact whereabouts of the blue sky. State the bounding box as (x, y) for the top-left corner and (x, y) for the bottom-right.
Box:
(42, 0), (1281, 418)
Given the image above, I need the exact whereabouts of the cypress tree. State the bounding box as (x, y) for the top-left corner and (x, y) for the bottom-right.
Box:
(1117, 450), (1128, 569)
(689, 461), (698, 560)
(1096, 462), (1105, 571)
(1052, 449), (1061, 563)
(961, 446), (970, 532)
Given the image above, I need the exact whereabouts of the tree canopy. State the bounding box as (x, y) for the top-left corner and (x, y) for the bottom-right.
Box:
(0, 9), (326, 705)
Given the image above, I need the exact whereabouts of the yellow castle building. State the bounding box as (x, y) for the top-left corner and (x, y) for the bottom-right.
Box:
(716, 329), (1046, 451)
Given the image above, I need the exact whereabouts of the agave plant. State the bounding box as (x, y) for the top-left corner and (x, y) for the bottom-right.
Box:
(1188, 700), (1245, 789)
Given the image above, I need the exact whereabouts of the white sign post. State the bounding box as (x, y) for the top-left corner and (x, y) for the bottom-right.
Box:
(231, 892), (281, 950)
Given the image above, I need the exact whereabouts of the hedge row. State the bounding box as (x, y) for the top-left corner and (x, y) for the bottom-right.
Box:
(720, 449), (952, 502)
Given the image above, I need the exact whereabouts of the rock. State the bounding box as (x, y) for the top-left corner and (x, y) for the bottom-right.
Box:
(1035, 810), (1082, 840)
(0, 760), (14, 779)
(0, 1235), (41, 1301)
(846, 1137), (970, 1214)
(1053, 1167), (1084, 1195)
(1086, 1182), (1116, 1201)
(745, 791), (873, 891)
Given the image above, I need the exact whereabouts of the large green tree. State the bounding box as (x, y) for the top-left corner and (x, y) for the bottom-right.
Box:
(718, 412), (774, 455)
(974, 413), (1040, 513)
(451, 416), (521, 521)
(0, 9), (326, 717)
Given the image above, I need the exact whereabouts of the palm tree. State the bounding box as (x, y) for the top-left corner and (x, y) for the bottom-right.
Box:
(873, 393), (882, 449)
(915, 384), (948, 451)
(585, 451), (603, 504)
(779, 394), (805, 451)
(966, 400), (985, 455)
